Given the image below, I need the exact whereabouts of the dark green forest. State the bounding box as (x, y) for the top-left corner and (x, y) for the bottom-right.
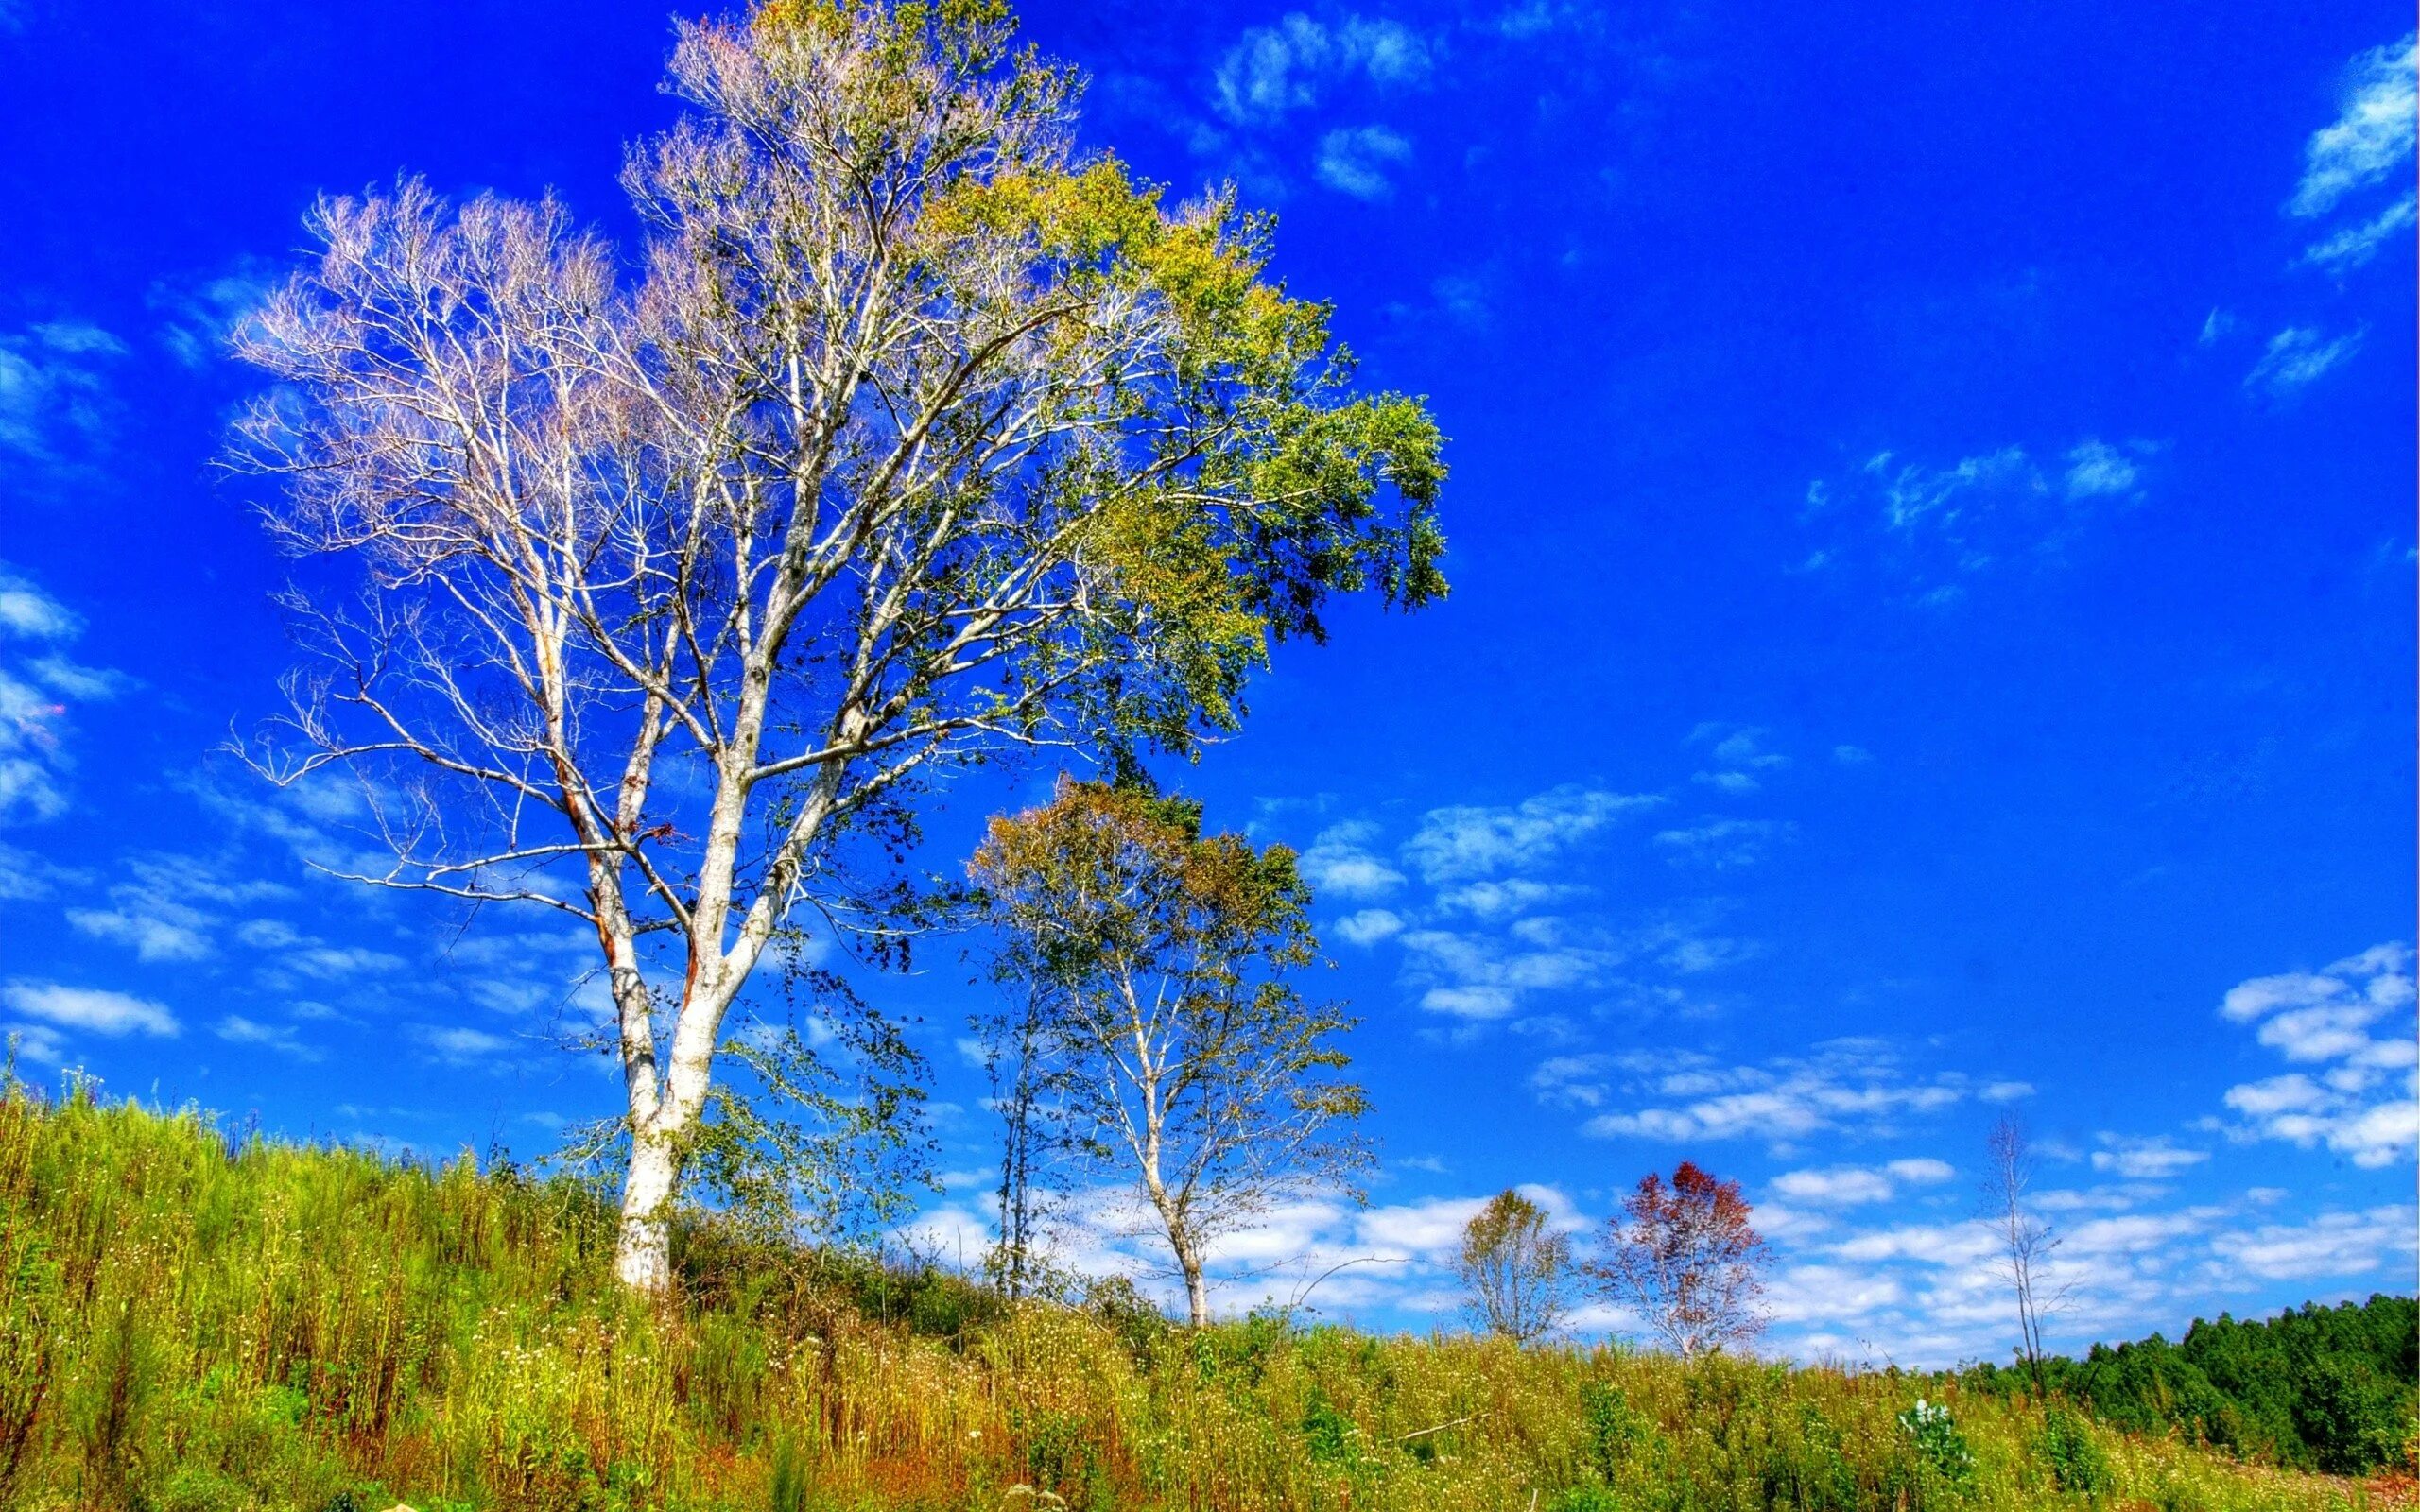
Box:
(1967, 1296), (2417, 1474)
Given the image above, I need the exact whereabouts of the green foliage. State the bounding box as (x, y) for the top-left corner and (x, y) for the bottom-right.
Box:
(1581, 1380), (1647, 1480)
(1899, 1396), (1977, 1494)
(0, 1086), (2387, 1512)
(1967, 1296), (2419, 1474)
(969, 778), (1372, 1324)
(2042, 1405), (2116, 1498)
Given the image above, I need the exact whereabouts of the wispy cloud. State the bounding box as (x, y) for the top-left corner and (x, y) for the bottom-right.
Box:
(2303, 192), (2416, 270)
(0, 320), (123, 467)
(146, 259), (276, 369)
(1333, 907), (1405, 946)
(1568, 1040), (1986, 1150)
(1802, 438), (2150, 595)
(63, 851), (290, 964)
(2286, 33), (2417, 219)
(2088, 1134), (2209, 1180)
(1212, 13), (1433, 127)
(1297, 819), (1406, 899)
(1404, 787), (1660, 883)
(2210, 1205), (2418, 1280)
(2244, 325), (2363, 394)
(1652, 816), (1794, 870)
(1688, 723), (1787, 793)
(2214, 942), (2416, 1169)
(2062, 439), (2139, 499)
(0, 840), (88, 902)
(411, 1023), (518, 1065)
(0, 563), (129, 823)
(3, 980), (179, 1038)
(1314, 125), (1414, 199)
(1770, 1158), (1955, 1207)
(215, 1014), (322, 1060)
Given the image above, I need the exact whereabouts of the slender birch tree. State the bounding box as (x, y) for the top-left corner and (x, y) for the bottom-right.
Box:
(230, 0), (1445, 1290)
(1455, 1189), (1573, 1343)
(968, 778), (1369, 1326)
(1585, 1161), (1768, 1359)
(1983, 1113), (2067, 1397)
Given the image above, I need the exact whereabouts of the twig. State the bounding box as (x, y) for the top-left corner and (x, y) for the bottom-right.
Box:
(1286, 1253), (1409, 1314)
(1397, 1412), (1481, 1443)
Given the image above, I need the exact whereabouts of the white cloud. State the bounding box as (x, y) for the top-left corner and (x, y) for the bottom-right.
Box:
(2, 1024), (69, 1067)
(63, 853), (291, 963)
(1406, 787), (1658, 883)
(1871, 446), (2039, 536)
(68, 905), (213, 962)
(2244, 325), (2362, 393)
(1297, 820), (1405, 899)
(2209, 1205), (2417, 1281)
(1433, 878), (1575, 919)
(1400, 924), (1608, 1020)
(1578, 1040), (1979, 1149)
(1652, 817), (1793, 869)
(1810, 435), (2146, 594)
(2216, 942), (2416, 1168)
(0, 322), (123, 465)
(1211, 13), (1432, 126)
(2304, 191), (2416, 269)
(1333, 907), (1405, 946)
(1315, 125), (1413, 199)
(2062, 439), (2138, 498)
(0, 565), (130, 824)
(0, 569), (78, 641)
(1771, 1165), (1895, 1206)
(1530, 1052), (1618, 1108)
(1771, 1156), (1955, 1204)
(2088, 1135), (2209, 1180)
(411, 1024), (515, 1063)
(285, 944), (406, 979)
(214, 1014), (321, 1060)
(2287, 34), (2418, 218)
(1688, 723), (1788, 793)
(3, 981), (179, 1038)
(147, 259), (275, 370)
(0, 840), (87, 902)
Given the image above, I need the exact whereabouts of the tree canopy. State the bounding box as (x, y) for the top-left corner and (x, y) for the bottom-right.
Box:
(232, 0), (1443, 1288)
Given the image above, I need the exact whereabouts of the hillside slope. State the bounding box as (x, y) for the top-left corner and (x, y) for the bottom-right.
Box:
(0, 1085), (2402, 1511)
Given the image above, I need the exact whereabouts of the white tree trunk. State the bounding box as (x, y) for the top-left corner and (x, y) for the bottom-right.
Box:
(616, 1125), (682, 1289)
(1182, 1256), (1210, 1329)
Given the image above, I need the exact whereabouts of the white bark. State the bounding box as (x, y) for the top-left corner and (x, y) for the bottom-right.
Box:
(233, 9), (1437, 1290)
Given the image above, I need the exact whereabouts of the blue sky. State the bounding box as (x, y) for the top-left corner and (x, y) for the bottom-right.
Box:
(0, 0), (2411, 1364)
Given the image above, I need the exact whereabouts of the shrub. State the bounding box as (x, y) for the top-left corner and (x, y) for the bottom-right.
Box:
(2039, 1405), (2114, 1498)
(1897, 1396), (1975, 1493)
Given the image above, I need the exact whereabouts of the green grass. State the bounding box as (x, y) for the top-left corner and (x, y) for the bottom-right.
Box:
(0, 1080), (2399, 1511)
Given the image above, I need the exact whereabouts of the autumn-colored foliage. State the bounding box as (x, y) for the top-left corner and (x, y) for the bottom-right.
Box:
(1585, 1160), (1769, 1359)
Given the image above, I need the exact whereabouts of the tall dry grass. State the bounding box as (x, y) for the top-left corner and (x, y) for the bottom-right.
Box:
(0, 1078), (2380, 1511)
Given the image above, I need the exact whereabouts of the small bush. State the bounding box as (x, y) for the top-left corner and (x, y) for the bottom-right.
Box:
(2040, 1406), (2114, 1498)
(1898, 1396), (1975, 1493)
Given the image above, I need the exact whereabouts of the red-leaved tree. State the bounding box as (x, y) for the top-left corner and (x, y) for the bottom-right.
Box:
(1586, 1160), (1769, 1358)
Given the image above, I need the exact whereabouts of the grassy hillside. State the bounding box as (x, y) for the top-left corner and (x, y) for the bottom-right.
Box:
(0, 1082), (2403, 1512)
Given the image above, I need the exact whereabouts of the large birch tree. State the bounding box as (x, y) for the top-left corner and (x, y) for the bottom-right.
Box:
(230, 0), (1444, 1290)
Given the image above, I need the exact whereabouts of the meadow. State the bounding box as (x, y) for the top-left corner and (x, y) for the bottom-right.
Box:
(1, 1079), (2405, 1512)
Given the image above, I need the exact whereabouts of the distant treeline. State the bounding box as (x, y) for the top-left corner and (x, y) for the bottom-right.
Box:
(1966, 1295), (2417, 1474)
